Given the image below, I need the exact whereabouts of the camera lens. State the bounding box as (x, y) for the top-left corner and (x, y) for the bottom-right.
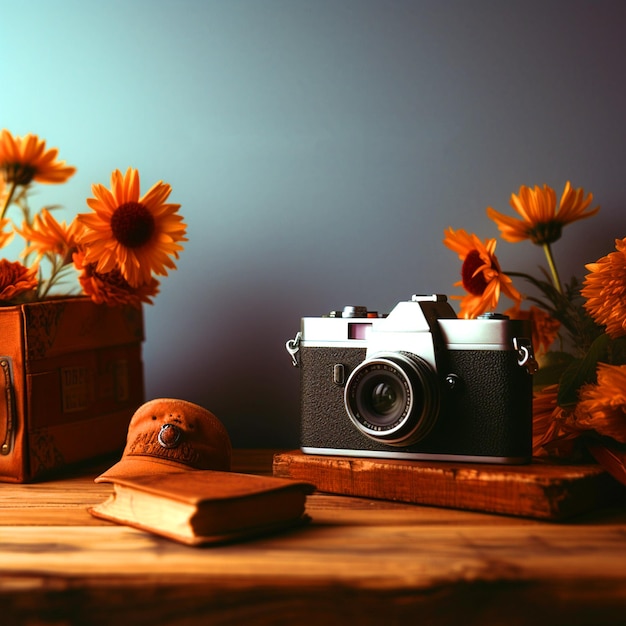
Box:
(370, 381), (401, 416)
(354, 375), (407, 428)
(344, 352), (440, 446)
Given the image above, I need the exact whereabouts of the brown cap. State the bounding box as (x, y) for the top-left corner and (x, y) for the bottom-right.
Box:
(95, 398), (232, 483)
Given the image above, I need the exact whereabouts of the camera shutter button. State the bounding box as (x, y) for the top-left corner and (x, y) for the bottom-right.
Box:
(342, 306), (368, 318)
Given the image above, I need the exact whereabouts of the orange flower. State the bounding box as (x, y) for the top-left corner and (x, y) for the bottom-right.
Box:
(574, 363), (626, 444)
(510, 306), (561, 357)
(532, 384), (581, 459)
(78, 168), (187, 287)
(443, 227), (522, 318)
(0, 259), (38, 302)
(487, 181), (599, 245)
(73, 251), (159, 308)
(581, 237), (626, 338)
(17, 209), (83, 263)
(0, 129), (76, 186)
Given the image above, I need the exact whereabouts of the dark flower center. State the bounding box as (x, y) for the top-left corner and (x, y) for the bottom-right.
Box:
(111, 202), (155, 248)
(461, 249), (489, 295)
(3, 163), (36, 186)
(528, 221), (563, 245)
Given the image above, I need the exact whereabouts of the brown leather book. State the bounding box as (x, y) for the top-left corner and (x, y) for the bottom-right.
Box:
(89, 470), (315, 545)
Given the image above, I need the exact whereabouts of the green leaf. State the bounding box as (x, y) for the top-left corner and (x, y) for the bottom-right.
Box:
(607, 335), (626, 365)
(533, 351), (576, 388)
(557, 333), (611, 407)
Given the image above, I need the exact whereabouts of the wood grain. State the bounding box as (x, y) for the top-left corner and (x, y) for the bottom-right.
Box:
(0, 450), (625, 625)
(273, 450), (626, 520)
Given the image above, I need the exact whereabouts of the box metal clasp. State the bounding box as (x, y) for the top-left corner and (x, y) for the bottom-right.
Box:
(0, 357), (16, 455)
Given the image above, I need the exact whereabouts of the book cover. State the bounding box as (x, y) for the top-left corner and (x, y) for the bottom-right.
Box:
(89, 470), (315, 545)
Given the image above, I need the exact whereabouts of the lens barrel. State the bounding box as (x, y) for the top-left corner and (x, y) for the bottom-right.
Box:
(344, 352), (440, 446)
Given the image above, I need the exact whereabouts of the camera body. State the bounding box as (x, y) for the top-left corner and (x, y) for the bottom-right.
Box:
(287, 294), (537, 464)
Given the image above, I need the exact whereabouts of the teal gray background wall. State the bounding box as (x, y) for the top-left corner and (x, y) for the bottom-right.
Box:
(3, 0), (626, 446)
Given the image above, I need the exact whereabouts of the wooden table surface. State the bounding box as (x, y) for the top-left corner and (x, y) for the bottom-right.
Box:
(1, 449), (626, 626)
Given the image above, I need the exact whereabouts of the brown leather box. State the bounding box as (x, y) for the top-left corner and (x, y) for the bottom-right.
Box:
(0, 297), (144, 482)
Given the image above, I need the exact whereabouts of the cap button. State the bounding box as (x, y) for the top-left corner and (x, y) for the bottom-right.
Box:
(157, 423), (182, 449)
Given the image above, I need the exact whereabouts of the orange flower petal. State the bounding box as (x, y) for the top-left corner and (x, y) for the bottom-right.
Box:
(0, 129), (75, 186)
(487, 181), (599, 245)
(78, 168), (186, 287)
(443, 227), (522, 318)
(582, 237), (626, 338)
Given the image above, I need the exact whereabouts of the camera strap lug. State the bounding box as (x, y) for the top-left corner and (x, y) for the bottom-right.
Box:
(513, 337), (538, 375)
(286, 332), (302, 367)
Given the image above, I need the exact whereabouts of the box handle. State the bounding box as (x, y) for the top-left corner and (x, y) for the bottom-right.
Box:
(0, 358), (15, 455)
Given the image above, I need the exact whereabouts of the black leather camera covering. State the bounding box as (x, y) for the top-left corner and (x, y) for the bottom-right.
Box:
(299, 345), (532, 460)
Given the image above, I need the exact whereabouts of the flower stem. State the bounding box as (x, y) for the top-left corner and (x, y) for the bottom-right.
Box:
(0, 181), (18, 220)
(543, 242), (562, 294)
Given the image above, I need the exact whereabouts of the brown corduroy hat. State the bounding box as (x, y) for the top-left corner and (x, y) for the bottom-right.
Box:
(95, 398), (232, 483)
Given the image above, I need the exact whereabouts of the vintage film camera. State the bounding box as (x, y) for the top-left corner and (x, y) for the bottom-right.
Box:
(286, 294), (537, 464)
